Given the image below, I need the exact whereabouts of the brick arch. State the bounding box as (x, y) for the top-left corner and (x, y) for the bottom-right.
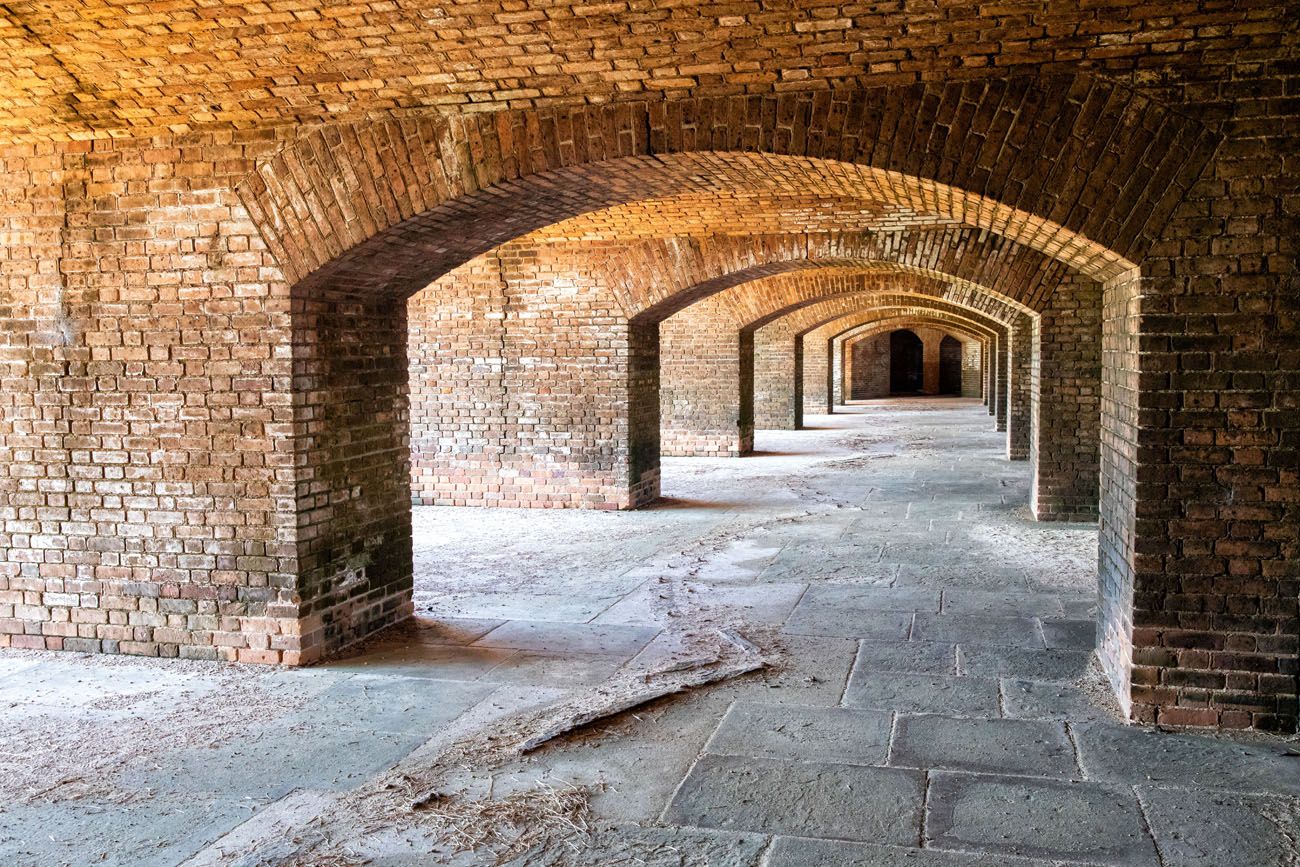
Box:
(238, 74), (1218, 301)
(750, 295), (1011, 428)
(834, 317), (997, 405)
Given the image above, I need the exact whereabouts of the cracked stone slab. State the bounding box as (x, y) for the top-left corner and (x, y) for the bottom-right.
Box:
(911, 614), (1045, 649)
(843, 671), (1002, 716)
(472, 620), (660, 656)
(663, 754), (923, 843)
(704, 702), (892, 765)
(1137, 786), (1300, 867)
(925, 772), (1159, 865)
(765, 836), (1096, 866)
(957, 645), (1093, 681)
(1073, 722), (1300, 796)
(890, 715), (1078, 779)
(855, 638), (958, 675)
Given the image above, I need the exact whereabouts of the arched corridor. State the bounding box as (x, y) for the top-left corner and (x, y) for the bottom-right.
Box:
(1, 3), (1296, 863)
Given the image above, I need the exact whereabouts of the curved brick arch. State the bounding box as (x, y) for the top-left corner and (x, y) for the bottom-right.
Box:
(238, 74), (1218, 301)
(832, 317), (998, 406)
(751, 295), (1016, 430)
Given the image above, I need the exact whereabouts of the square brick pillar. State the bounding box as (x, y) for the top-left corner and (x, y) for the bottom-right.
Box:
(660, 308), (754, 457)
(1007, 314), (1033, 460)
(753, 327), (801, 430)
(832, 336), (846, 406)
(961, 340), (983, 398)
(291, 291), (415, 662)
(801, 334), (834, 416)
(406, 253), (661, 510)
(1030, 277), (1102, 522)
(995, 331), (1009, 431)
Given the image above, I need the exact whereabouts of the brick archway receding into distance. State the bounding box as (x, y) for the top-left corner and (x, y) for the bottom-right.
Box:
(7, 69), (1281, 733)
(228, 74), (1248, 731)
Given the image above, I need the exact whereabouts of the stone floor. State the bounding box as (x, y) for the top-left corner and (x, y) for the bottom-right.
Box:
(2, 399), (1296, 866)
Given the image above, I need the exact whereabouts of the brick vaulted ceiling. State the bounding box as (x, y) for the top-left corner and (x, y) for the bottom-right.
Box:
(1, 0), (1294, 143)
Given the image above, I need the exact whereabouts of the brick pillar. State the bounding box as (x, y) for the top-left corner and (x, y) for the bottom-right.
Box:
(995, 331), (1009, 431)
(1098, 270), (1141, 723)
(292, 291), (415, 662)
(801, 334), (834, 416)
(1031, 276), (1102, 522)
(659, 306), (753, 456)
(406, 251), (660, 510)
(977, 337), (987, 408)
(1007, 314), (1033, 460)
(831, 336), (845, 406)
(918, 328), (942, 394)
(961, 340), (983, 398)
(754, 325), (800, 430)
(850, 332), (891, 399)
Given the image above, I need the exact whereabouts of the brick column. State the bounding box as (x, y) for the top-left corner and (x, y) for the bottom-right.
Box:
(995, 331), (1009, 431)
(831, 336), (845, 406)
(961, 340), (983, 398)
(849, 332), (891, 399)
(800, 334), (833, 417)
(407, 250), (660, 510)
(1030, 276), (1102, 522)
(1007, 314), (1033, 460)
(918, 327), (943, 394)
(293, 291), (415, 661)
(754, 328), (801, 430)
(659, 306), (753, 456)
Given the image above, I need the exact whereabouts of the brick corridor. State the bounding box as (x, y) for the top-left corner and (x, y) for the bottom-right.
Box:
(1, 400), (1295, 865)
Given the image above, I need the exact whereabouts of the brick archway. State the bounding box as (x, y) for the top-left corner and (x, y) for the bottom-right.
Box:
(649, 275), (1017, 459)
(236, 74), (1214, 301)
(835, 319), (997, 406)
(37, 72), (1268, 732)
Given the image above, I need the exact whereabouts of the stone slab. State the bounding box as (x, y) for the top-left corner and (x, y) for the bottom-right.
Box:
(1038, 619), (1096, 651)
(765, 836), (1092, 866)
(911, 614), (1044, 649)
(503, 824), (769, 867)
(941, 590), (1065, 618)
(957, 645), (1093, 681)
(705, 702), (892, 765)
(855, 638), (958, 675)
(925, 772), (1159, 865)
(0, 795), (264, 867)
(1138, 786), (1300, 867)
(1073, 722), (1300, 796)
(890, 714), (1078, 779)
(472, 620), (660, 656)
(664, 754), (923, 843)
(781, 606), (914, 640)
(842, 671), (1001, 716)
(180, 789), (335, 866)
(1000, 678), (1122, 722)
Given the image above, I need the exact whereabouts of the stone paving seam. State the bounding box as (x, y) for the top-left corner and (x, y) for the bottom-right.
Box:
(1129, 785), (1173, 867)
